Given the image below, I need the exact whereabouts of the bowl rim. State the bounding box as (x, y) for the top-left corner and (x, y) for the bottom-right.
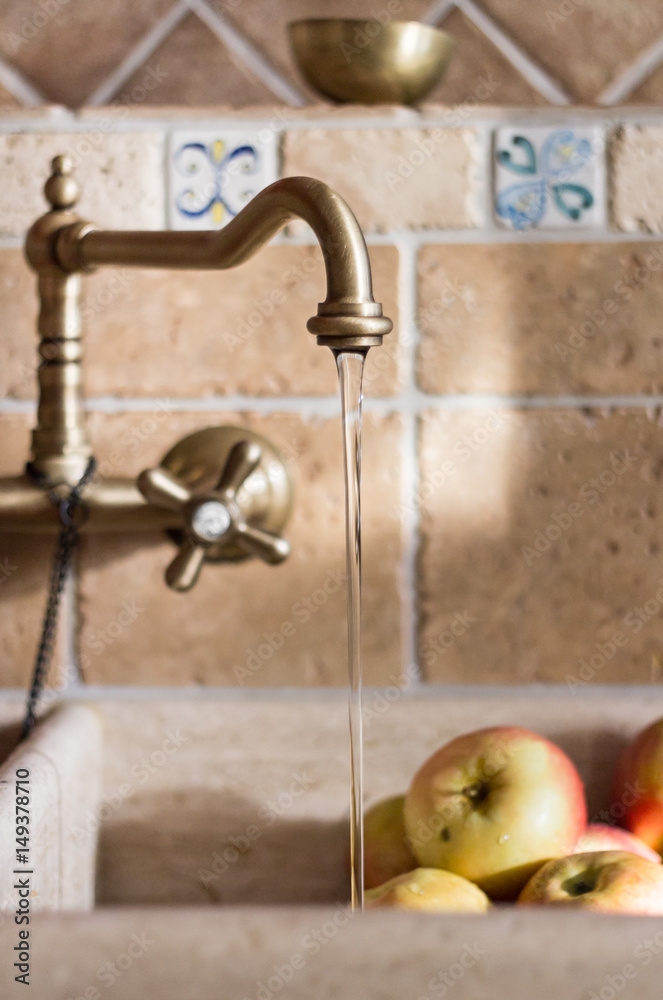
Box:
(287, 18), (452, 42)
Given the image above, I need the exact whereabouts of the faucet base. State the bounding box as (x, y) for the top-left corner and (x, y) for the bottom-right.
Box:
(0, 475), (176, 533)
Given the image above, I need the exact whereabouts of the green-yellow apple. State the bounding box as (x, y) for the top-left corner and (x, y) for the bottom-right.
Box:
(363, 795), (417, 890)
(611, 717), (663, 854)
(518, 850), (663, 914)
(404, 726), (586, 899)
(366, 867), (491, 913)
(574, 823), (661, 863)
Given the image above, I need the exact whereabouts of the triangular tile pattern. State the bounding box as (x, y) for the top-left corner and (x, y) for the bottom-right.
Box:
(0, 0), (662, 107)
(626, 62), (663, 105)
(479, 0), (663, 103)
(0, 0), (177, 107)
(0, 80), (21, 108)
(430, 8), (550, 105)
(116, 12), (277, 107)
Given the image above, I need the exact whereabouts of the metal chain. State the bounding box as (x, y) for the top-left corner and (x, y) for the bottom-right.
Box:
(20, 457), (97, 741)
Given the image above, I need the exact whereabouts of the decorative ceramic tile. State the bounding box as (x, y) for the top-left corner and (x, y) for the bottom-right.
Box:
(493, 126), (605, 231)
(168, 130), (278, 230)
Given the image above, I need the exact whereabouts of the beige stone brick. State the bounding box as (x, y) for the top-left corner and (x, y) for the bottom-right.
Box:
(0, 0), (174, 108)
(418, 242), (663, 396)
(0, 414), (67, 687)
(418, 407), (663, 685)
(611, 125), (663, 233)
(0, 131), (165, 236)
(0, 82), (20, 108)
(0, 249), (38, 400)
(82, 245), (401, 398)
(480, 0), (663, 103)
(283, 127), (481, 232)
(116, 12), (277, 108)
(78, 409), (404, 686)
(0, 107), (69, 120)
(75, 104), (412, 123)
(426, 9), (548, 106)
(626, 64), (663, 104)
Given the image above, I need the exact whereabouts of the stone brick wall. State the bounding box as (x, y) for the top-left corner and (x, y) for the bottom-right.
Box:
(1, 0), (663, 109)
(2, 105), (663, 693)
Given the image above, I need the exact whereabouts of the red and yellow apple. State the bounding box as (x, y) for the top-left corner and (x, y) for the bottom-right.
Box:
(518, 850), (663, 914)
(404, 726), (586, 899)
(366, 867), (491, 913)
(363, 795), (416, 890)
(611, 717), (663, 855)
(574, 823), (661, 863)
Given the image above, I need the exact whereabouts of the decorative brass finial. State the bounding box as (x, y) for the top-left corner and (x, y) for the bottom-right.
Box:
(44, 154), (78, 211)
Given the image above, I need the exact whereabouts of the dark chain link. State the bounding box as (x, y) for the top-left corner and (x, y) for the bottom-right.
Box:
(21, 457), (97, 741)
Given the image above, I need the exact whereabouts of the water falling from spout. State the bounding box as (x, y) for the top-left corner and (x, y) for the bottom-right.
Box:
(335, 349), (366, 912)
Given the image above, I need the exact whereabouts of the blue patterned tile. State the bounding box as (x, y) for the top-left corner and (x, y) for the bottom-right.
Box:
(493, 125), (605, 231)
(168, 130), (278, 231)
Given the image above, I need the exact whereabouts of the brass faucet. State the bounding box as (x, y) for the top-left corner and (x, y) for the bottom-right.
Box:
(0, 156), (392, 591)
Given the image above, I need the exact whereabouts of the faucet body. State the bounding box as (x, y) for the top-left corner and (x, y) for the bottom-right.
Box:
(0, 156), (391, 534)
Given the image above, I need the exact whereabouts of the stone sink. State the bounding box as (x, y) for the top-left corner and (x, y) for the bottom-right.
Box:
(0, 690), (662, 998)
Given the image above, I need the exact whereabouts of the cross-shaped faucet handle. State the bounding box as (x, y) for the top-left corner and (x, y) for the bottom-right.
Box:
(138, 437), (291, 592)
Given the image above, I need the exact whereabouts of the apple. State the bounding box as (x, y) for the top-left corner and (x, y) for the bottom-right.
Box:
(611, 717), (663, 854)
(518, 850), (663, 914)
(574, 823), (661, 863)
(404, 726), (586, 899)
(366, 867), (491, 913)
(363, 795), (417, 890)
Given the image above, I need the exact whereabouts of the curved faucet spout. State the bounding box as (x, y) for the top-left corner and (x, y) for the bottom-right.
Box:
(22, 157), (393, 482)
(56, 176), (393, 350)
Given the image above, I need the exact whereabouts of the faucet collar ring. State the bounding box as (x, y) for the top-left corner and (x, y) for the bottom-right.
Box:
(307, 311), (393, 348)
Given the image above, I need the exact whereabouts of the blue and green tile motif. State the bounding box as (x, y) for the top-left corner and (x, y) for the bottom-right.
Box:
(494, 126), (604, 231)
(169, 131), (278, 231)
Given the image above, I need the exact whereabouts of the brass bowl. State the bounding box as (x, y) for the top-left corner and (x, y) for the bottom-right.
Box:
(289, 19), (453, 106)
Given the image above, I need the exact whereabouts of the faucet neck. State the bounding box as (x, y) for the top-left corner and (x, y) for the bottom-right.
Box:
(54, 176), (392, 350)
(25, 157), (92, 485)
(30, 271), (92, 485)
(23, 164), (393, 485)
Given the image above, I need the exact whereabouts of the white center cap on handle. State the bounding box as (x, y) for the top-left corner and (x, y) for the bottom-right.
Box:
(192, 501), (232, 541)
